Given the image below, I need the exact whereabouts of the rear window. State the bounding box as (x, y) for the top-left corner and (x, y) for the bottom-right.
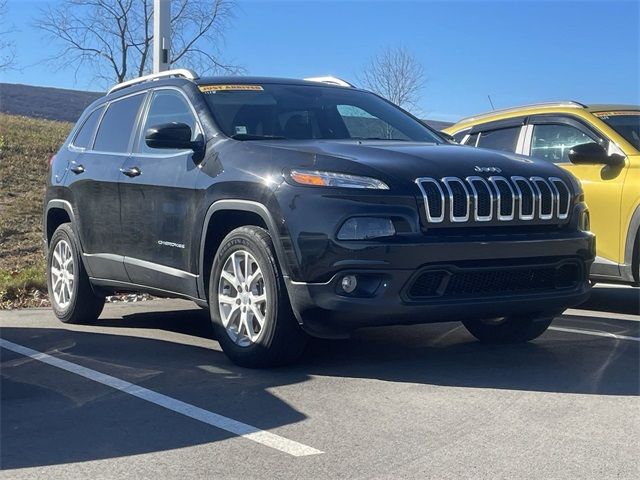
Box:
(94, 93), (145, 153)
(72, 106), (104, 149)
(476, 127), (520, 152)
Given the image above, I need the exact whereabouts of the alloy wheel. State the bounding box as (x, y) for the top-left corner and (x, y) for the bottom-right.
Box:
(217, 250), (268, 347)
(50, 239), (75, 309)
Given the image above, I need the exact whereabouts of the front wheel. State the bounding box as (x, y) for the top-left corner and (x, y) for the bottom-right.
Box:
(463, 314), (556, 344)
(47, 223), (105, 324)
(209, 226), (308, 367)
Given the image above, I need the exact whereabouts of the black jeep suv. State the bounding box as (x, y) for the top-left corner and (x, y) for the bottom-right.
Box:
(44, 70), (595, 366)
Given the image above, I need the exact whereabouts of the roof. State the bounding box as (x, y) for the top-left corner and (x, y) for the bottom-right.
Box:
(453, 101), (640, 127)
(586, 104), (640, 112)
(195, 76), (355, 88)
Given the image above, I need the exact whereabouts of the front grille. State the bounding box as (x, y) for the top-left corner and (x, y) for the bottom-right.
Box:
(406, 262), (581, 300)
(416, 175), (572, 224)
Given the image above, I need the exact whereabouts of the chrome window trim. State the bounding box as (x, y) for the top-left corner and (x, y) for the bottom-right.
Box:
(442, 177), (470, 223)
(488, 176), (516, 221)
(549, 177), (571, 219)
(465, 176), (493, 222)
(415, 177), (445, 223)
(511, 176), (535, 221)
(515, 125), (528, 154)
(530, 176), (554, 220)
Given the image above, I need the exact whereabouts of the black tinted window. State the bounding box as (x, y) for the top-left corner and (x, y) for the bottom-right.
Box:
(452, 131), (468, 143)
(94, 93), (145, 152)
(464, 132), (479, 146)
(73, 106), (104, 148)
(140, 90), (198, 153)
(476, 127), (520, 152)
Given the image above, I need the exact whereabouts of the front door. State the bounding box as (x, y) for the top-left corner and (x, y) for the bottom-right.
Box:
(525, 116), (628, 272)
(118, 88), (204, 297)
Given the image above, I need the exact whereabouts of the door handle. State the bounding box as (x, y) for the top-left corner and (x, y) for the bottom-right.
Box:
(120, 166), (141, 178)
(70, 164), (85, 174)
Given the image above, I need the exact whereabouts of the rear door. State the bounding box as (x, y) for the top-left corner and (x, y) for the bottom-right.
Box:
(524, 115), (628, 270)
(67, 92), (146, 281)
(118, 87), (204, 297)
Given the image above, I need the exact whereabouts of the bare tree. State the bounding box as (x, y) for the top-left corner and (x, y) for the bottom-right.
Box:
(358, 46), (426, 111)
(35, 0), (243, 87)
(0, 0), (16, 71)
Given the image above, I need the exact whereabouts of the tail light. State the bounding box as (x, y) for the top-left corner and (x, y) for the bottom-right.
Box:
(48, 154), (56, 167)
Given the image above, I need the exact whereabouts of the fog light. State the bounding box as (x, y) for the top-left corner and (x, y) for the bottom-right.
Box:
(341, 275), (358, 293)
(337, 217), (395, 240)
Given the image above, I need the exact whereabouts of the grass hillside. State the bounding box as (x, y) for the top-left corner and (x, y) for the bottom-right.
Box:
(0, 113), (73, 308)
(0, 83), (103, 123)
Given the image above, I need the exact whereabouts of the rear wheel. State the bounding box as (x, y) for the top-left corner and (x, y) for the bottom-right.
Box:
(463, 314), (556, 344)
(209, 226), (308, 367)
(47, 223), (105, 324)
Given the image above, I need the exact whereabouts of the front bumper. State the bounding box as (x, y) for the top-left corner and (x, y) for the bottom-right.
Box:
(285, 231), (595, 338)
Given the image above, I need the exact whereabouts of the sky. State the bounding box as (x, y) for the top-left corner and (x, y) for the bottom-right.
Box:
(1, 0), (639, 121)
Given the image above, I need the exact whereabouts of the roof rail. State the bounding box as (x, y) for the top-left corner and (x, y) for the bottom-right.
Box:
(458, 101), (587, 124)
(303, 76), (354, 88)
(108, 69), (199, 94)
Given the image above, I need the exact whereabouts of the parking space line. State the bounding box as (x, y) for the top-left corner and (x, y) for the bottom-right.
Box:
(0, 338), (323, 457)
(549, 326), (640, 342)
(565, 309), (640, 322)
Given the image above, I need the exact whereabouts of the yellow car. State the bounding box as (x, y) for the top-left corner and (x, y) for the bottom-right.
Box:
(444, 102), (639, 286)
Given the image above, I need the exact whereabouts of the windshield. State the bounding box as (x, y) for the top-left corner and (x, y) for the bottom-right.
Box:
(200, 83), (442, 143)
(593, 111), (640, 150)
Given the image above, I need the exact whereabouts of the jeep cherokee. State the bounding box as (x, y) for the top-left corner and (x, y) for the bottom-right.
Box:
(44, 70), (595, 367)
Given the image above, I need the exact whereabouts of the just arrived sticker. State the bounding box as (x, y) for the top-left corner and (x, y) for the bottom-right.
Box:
(198, 85), (264, 93)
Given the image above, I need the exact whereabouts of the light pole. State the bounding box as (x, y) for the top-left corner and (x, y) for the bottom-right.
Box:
(153, 0), (171, 73)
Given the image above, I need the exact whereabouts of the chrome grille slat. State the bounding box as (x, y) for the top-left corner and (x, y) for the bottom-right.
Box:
(442, 177), (471, 222)
(416, 175), (572, 224)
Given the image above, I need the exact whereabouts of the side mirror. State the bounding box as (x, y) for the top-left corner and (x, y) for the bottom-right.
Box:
(568, 142), (625, 167)
(145, 122), (202, 152)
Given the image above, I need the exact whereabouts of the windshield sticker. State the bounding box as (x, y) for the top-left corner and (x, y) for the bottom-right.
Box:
(594, 111), (640, 119)
(235, 125), (248, 135)
(199, 85), (264, 93)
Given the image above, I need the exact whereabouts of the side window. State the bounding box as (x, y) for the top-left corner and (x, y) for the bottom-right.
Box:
(72, 106), (104, 149)
(476, 127), (520, 152)
(140, 90), (199, 153)
(463, 132), (479, 147)
(530, 124), (597, 163)
(337, 104), (410, 140)
(452, 131), (468, 143)
(94, 93), (145, 153)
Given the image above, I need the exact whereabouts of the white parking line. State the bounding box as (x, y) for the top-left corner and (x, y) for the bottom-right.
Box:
(0, 338), (323, 457)
(565, 309), (640, 322)
(549, 327), (640, 342)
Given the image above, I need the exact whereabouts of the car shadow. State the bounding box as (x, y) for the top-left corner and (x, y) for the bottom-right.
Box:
(1, 287), (638, 470)
(0, 323), (309, 470)
(578, 285), (640, 315)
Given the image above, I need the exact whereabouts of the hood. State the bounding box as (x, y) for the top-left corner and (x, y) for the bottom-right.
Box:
(254, 140), (572, 187)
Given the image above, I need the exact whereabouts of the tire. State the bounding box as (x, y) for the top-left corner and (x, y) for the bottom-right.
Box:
(463, 314), (556, 344)
(47, 223), (105, 324)
(208, 226), (308, 368)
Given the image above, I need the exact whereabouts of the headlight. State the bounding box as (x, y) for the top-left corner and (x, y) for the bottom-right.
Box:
(289, 169), (389, 190)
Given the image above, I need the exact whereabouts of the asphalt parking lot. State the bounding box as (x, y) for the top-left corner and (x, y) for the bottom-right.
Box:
(1, 284), (638, 479)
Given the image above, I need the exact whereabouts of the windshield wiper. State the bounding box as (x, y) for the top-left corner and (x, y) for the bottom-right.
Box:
(231, 133), (286, 140)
